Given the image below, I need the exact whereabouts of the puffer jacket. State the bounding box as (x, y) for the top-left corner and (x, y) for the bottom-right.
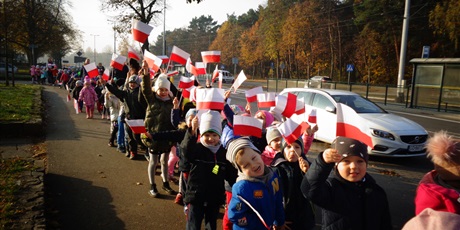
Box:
(301, 152), (392, 230)
(105, 83), (146, 120)
(140, 72), (176, 153)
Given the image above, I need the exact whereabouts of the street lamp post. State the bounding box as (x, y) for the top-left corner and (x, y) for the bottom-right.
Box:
(90, 34), (99, 63)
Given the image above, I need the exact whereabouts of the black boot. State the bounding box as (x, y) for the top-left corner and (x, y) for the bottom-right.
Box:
(162, 181), (176, 195)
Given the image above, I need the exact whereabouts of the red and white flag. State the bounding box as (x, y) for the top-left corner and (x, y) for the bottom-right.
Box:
(195, 62), (206, 75)
(179, 76), (195, 89)
(245, 86), (264, 103)
(157, 55), (169, 64)
(257, 92), (276, 108)
(170, 46), (190, 65)
(278, 113), (310, 145)
(231, 70), (247, 92)
(211, 65), (219, 82)
(132, 18), (153, 43)
(274, 93), (298, 118)
(83, 62), (99, 78)
(336, 103), (373, 148)
(102, 69), (110, 81)
(294, 97), (306, 115)
(233, 115), (263, 138)
(144, 50), (163, 72)
(195, 88), (225, 111)
(182, 86), (196, 99)
(307, 108), (317, 124)
(125, 119), (147, 134)
(201, 51), (221, 64)
(186, 57), (194, 73)
(110, 53), (127, 71)
(167, 70), (179, 77)
(128, 45), (141, 61)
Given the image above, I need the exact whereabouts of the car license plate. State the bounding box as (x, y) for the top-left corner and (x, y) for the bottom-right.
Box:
(408, 144), (424, 152)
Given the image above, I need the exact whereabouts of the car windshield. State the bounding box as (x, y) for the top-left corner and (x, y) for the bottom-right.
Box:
(332, 95), (387, 113)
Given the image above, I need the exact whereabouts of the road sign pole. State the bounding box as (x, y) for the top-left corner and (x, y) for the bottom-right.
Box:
(348, 72), (350, 85)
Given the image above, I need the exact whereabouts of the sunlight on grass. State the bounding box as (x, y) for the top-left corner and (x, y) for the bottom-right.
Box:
(0, 84), (41, 122)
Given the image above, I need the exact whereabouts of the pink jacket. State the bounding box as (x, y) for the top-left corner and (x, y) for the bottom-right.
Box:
(261, 146), (278, 165)
(79, 86), (98, 106)
(302, 133), (315, 153)
(415, 170), (460, 215)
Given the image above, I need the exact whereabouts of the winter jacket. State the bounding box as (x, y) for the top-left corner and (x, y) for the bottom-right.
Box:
(79, 86), (97, 106)
(105, 83), (147, 120)
(180, 128), (235, 205)
(105, 94), (120, 122)
(72, 85), (83, 100)
(140, 73), (176, 153)
(302, 152), (392, 230)
(415, 170), (460, 215)
(228, 166), (285, 229)
(261, 146), (278, 165)
(271, 153), (315, 230)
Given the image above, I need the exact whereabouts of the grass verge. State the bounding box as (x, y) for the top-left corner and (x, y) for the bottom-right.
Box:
(0, 157), (34, 228)
(0, 84), (41, 122)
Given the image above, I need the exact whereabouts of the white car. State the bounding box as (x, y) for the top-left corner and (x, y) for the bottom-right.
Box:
(0, 62), (18, 74)
(280, 88), (428, 157)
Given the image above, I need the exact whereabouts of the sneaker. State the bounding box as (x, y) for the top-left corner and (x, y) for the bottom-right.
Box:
(117, 147), (126, 153)
(162, 182), (177, 195)
(108, 142), (115, 147)
(129, 151), (136, 160)
(148, 184), (159, 198)
(174, 193), (184, 206)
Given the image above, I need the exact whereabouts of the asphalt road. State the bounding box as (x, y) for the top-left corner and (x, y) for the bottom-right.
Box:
(42, 82), (460, 230)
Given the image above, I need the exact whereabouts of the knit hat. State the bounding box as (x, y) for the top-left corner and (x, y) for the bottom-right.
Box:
(84, 79), (91, 85)
(282, 136), (304, 156)
(333, 136), (369, 163)
(76, 80), (83, 87)
(199, 110), (222, 136)
(266, 126), (282, 145)
(402, 208), (460, 230)
(185, 108), (197, 120)
(154, 76), (170, 92)
(426, 131), (460, 181)
(128, 75), (139, 84)
(256, 110), (275, 128)
(226, 137), (260, 171)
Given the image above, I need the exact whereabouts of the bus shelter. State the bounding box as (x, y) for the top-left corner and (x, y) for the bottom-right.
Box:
(409, 58), (460, 112)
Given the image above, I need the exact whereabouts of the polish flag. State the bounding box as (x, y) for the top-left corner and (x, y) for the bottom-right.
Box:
(186, 57), (194, 73)
(195, 88), (225, 111)
(102, 69), (110, 81)
(231, 70), (247, 92)
(195, 62), (206, 75)
(149, 68), (156, 78)
(188, 86), (198, 102)
(201, 51), (221, 64)
(274, 93), (298, 118)
(144, 50), (163, 72)
(211, 65), (219, 82)
(157, 55), (169, 64)
(182, 85), (196, 100)
(257, 92), (276, 108)
(336, 103), (373, 148)
(245, 86), (263, 103)
(170, 46), (190, 65)
(167, 70), (179, 77)
(125, 119), (147, 134)
(83, 62), (99, 78)
(110, 53), (127, 71)
(131, 18), (153, 43)
(179, 76), (195, 89)
(294, 97), (305, 115)
(128, 45), (141, 61)
(307, 108), (317, 124)
(233, 115), (263, 138)
(278, 113), (310, 145)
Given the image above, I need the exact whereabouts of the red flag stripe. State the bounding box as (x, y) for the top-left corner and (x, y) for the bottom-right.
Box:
(233, 124), (262, 138)
(258, 101), (276, 108)
(282, 122), (309, 145)
(336, 123), (373, 148)
(201, 51), (221, 64)
(170, 46), (190, 65)
(196, 101), (225, 111)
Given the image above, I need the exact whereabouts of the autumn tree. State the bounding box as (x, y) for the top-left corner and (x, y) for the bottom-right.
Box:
(429, 0), (460, 56)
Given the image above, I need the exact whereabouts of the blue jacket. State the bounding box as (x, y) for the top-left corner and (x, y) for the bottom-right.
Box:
(228, 167), (285, 229)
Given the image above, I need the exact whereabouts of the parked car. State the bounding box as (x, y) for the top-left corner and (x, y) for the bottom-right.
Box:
(280, 88), (428, 157)
(307, 76), (332, 88)
(212, 70), (234, 83)
(0, 62), (18, 74)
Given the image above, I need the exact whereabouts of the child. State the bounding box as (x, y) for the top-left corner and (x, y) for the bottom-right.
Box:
(414, 131), (460, 215)
(226, 137), (285, 230)
(301, 136), (392, 230)
(261, 125), (282, 165)
(79, 79), (98, 119)
(181, 110), (234, 230)
(72, 80), (84, 113)
(271, 137), (315, 230)
(104, 90), (120, 147)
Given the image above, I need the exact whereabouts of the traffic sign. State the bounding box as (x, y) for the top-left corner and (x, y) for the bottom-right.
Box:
(346, 64), (354, 72)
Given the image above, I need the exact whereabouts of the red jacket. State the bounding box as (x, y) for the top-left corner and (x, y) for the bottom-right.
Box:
(415, 170), (460, 215)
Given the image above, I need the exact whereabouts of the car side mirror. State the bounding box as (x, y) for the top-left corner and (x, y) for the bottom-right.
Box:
(325, 106), (336, 114)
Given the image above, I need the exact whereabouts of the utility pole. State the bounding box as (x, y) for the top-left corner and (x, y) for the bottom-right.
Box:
(90, 34), (99, 63)
(162, 0), (166, 55)
(396, 0), (410, 102)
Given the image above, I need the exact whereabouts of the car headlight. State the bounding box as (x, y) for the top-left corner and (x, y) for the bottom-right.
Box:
(371, 129), (395, 140)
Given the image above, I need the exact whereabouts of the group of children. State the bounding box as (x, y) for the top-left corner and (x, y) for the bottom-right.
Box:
(58, 56), (460, 229)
